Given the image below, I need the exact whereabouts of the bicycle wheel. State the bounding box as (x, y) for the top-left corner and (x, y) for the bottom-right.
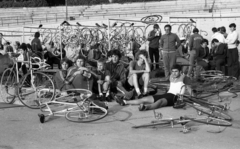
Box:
(65, 102), (108, 123)
(18, 72), (55, 109)
(187, 116), (232, 127)
(0, 68), (17, 104)
(192, 105), (232, 121)
(132, 120), (171, 129)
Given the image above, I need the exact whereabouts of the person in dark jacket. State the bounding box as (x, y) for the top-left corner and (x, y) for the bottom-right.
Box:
(148, 24), (161, 70)
(209, 39), (227, 70)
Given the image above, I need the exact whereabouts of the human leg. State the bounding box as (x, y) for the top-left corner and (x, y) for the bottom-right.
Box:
(144, 98), (168, 110)
(162, 52), (170, 79)
(169, 52), (177, 71)
(215, 59), (225, 71)
(125, 95), (155, 105)
(141, 72), (150, 94)
(149, 47), (154, 70)
(187, 50), (196, 76)
(128, 74), (141, 96)
(154, 48), (160, 69)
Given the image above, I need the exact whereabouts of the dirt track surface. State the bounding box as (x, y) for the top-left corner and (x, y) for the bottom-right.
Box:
(0, 91), (240, 149)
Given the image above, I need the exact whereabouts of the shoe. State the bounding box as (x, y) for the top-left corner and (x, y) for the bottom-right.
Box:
(173, 100), (186, 109)
(137, 93), (144, 99)
(116, 96), (126, 106)
(138, 104), (147, 111)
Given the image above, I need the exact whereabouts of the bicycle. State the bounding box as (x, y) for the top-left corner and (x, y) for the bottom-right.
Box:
(132, 112), (232, 133)
(0, 54), (55, 109)
(36, 89), (108, 123)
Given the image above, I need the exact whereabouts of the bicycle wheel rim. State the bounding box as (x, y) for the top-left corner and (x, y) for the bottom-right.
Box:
(18, 72), (55, 109)
(65, 106), (108, 123)
(132, 121), (170, 129)
(189, 116), (232, 127)
(192, 105), (232, 121)
(0, 68), (16, 104)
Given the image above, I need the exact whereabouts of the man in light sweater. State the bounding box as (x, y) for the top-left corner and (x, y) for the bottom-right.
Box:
(226, 23), (239, 79)
(159, 24), (181, 81)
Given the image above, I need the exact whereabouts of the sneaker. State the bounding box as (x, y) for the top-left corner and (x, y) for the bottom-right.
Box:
(116, 96), (126, 106)
(137, 93), (144, 99)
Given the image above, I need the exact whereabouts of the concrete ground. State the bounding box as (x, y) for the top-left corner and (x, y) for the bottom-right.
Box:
(0, 90), (240, 149)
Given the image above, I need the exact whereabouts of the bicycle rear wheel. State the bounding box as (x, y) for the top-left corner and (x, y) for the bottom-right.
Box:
(65, 102), (108, 123)
(0, 68), (17, 104)
(188, 116), (232, 127)
(192, 105), (232, 121)
(132, 120), (171, 129)
(18, 72), (55, 109)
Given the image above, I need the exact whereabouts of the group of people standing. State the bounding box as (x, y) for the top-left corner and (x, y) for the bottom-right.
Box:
(147, 23), (239, 80)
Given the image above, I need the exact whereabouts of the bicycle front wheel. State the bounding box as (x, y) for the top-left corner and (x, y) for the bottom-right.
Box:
(0, 68), (17, 104)
(188, 116), (232, 127)
(18, 72), (55, 109)
(65, 104), (108, 123)
(192, 105), (232, 121)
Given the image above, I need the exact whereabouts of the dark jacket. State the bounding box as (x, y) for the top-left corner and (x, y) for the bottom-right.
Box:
(213, 43), (227, 60)
(148, 30), (161, 48)
(105, 61), (126, 84)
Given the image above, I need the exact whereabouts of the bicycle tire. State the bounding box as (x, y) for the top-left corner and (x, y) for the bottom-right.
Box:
(65, 104), (108, 123)
(192, 104), (232, 121)
(187, 116), (232, 127)
(132, 120), (171, 128)
(0, 68), (17, 104)
(18, 72), (55, 109)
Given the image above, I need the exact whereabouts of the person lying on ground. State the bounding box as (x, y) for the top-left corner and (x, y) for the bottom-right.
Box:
(116, 64), (186, 111)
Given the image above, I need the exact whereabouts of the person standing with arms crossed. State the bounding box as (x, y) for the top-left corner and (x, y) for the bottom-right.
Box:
(147, 24), (161, 70)
(159, 24), (181, 81)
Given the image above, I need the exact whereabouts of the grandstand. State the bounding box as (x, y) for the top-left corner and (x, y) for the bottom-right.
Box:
(0, 0), (239, 27)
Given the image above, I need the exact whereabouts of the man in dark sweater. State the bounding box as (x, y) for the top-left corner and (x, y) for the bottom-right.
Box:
(147, 24), (161, 70)
(209, 39), (227, 70)
(187, 28), (203, 77)
(159, 24), (181, 80)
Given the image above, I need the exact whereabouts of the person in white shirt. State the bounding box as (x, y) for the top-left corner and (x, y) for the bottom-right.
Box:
(226, 23), (239, 79)
(214, 28), (226, 43)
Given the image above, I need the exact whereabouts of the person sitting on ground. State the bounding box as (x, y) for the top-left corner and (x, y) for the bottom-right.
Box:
(127, 50), (150, 98)
(176, 37), (189, 74)
(209, 39), (227, 71)
(117, 64), (185, 111)
(66, 56), (94, 90)
(44, 41), (61, 69)
(53, 58), (73, 92)
(92, 59), (111, 99)
(105, 49), (134, 100)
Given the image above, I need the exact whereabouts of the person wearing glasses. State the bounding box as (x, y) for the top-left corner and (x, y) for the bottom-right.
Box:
(116, 64), (185, 111)
(159, 24), (181, 81)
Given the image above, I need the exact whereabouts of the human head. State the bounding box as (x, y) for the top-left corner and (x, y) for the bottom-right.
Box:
(34, 32), (40, 38)
(201, 39), (209, 48)
(229, 23), (236, 32)
(111, 49), (121, 64)
(61, 58), (72, 70)
(164, 24), (172, 34)
(180, 37), (186, 45)
(153, 24), (159, 31)
(193, 28), (199, 33)
(97, 59), (106, 71)
(19, 43), (27, 54)
(211, 38), (220, 47)
(26, 44), (32, 52)
(14, 41), (20, 50)
(212, 27), (217, 33)
(171, 64), (182, 78)
(75, 56), (86, 67)
(6, 46), (14, 57)
(221, 26), (226, 33)
(135, 50), (148, 61)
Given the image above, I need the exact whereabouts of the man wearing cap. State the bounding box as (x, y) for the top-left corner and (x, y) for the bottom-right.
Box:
(187, 28), (203, 77)
(147, 24), (161, 70)
(159, 24), (181, 81)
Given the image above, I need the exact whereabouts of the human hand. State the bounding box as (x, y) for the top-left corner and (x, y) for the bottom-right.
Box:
(97, 80), (104, 84)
